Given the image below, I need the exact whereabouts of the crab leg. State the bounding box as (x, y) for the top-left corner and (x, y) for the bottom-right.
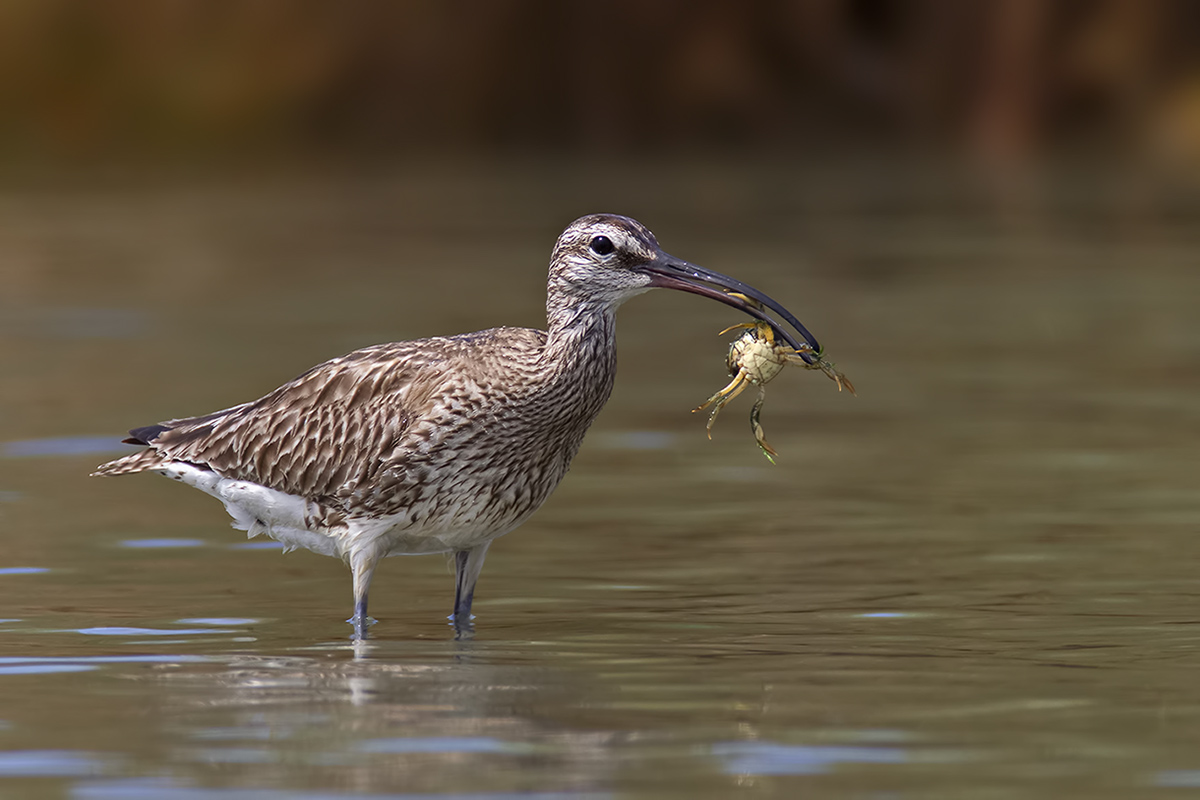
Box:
(785, 352), (856, 395)
(749, 385), (778, 463)
(718, 321), (761, 337)
(694, 372), (751, 439)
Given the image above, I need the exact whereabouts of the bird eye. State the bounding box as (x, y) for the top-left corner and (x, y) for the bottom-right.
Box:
(589, 235), (615, 256)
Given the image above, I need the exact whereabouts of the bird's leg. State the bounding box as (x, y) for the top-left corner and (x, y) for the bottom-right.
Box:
(350, 601), (371, 641)
(348, 550), (379, 640)
(450, 542), (491, 632)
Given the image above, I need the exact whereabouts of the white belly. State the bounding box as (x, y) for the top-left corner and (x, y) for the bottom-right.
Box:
(158, 462), (507, 560)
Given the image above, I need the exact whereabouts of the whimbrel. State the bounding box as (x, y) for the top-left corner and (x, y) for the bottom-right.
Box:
(94, 214), (823, 638)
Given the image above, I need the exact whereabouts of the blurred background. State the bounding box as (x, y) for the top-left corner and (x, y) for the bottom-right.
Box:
(2, 3), (1200, 798)
(0, 0), (1198, 166)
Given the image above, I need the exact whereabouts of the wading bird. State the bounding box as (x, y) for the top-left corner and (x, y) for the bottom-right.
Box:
(94, 214), (823, 638)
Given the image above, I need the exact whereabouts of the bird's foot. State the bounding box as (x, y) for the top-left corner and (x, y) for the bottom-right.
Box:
(447, 612), (475, 640)
(347, 613), (377, 640)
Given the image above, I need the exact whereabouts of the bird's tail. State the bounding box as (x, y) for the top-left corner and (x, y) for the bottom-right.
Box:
(92, 448), (169, 477)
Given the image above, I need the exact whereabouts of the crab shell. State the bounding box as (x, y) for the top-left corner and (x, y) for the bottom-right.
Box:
(726, 326), (789, 386)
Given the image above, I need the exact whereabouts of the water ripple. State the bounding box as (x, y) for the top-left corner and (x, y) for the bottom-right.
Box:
(75, 627), (235, 637)
(0, 664), (96, 675)
(0, 749), (108, 777)
(2, 436), (130, 458)
(358, 736), (525, 754)
(118, 539), (207, 549)
(0, 652), (219, 672)
(711, 741), (907, 775)
(73, 777), (612, 799)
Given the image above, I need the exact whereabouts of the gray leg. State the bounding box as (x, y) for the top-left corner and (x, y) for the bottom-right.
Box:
(451, 542), (490, 629)
(348, 549), (378, 640)
(349, 597), (371, 640)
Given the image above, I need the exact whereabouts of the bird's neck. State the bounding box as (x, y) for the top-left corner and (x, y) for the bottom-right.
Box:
(542, 292), (619, 415)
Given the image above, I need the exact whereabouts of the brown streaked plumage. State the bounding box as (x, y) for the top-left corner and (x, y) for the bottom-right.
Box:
(94, 214), (825, 639)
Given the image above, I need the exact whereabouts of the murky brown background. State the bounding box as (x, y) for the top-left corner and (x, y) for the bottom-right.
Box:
(1, 160), (1198, 798)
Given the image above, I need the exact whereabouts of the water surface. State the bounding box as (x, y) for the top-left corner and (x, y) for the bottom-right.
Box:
(1, 160), (1198, 797)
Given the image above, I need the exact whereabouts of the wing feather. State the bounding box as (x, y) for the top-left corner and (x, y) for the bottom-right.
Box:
(94, 328), (551, 518)
(96, 341), (447, 497)
(175, 342), (450, 499)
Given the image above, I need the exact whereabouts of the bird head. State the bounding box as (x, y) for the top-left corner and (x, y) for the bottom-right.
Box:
(549, 214), (822, 361)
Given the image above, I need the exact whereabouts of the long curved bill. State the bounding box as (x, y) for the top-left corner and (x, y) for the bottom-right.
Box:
(643, 253), (821, 364)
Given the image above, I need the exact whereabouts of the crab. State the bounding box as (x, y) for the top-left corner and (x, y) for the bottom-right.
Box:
(694, 319), (854, 462)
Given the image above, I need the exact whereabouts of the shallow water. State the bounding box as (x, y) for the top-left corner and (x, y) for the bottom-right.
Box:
(1, 159), (1199, 798)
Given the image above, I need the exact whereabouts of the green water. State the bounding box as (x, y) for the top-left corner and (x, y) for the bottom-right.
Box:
(1, 159), (1198, 798)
